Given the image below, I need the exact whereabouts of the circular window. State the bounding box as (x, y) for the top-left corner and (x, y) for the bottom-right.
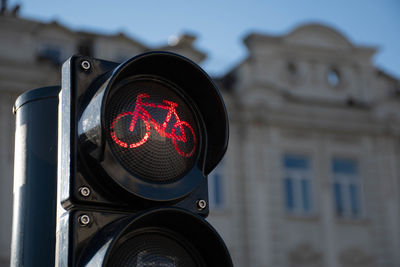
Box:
(327, 68), (341, 87)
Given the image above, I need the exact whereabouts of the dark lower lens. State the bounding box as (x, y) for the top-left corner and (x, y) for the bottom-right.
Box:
(107, 228), (203, 267)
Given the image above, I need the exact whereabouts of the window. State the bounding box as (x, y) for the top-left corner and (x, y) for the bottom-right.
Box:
(37, 44), (62, 65)
(285, 61), (300, 84)
(327, 67), (341, 87)
(283, 154), (313, 215)
(287, 61), (298, 76)
(208, 163), (225, 210)
(332, 158), (362, 218)
(114, 48), (135, 63)
(77, 39), (94, 57)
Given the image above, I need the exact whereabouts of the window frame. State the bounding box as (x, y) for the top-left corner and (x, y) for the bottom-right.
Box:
(282, 153), (316, 216)
(208, 161), (226, 211)
(331, 157), (364, 219)
(37, 42), (64, 65)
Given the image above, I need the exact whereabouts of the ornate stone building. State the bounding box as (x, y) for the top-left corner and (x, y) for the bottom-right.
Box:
(1, 10), (399, 267)
(207, 24), (400, 267)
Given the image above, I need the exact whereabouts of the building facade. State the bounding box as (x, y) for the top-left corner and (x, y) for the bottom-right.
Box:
(1, 11), (400, 267)
(207, 24), (400, 267)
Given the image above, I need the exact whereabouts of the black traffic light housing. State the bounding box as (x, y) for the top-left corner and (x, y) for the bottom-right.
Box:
(56, 52), (232, 266)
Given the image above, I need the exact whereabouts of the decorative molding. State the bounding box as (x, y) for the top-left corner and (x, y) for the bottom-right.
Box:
(289, 243), (323, 267)
(339, 247), (374, 267)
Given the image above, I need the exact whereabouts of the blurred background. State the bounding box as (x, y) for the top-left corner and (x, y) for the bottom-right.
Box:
(0, 0), (399, 266)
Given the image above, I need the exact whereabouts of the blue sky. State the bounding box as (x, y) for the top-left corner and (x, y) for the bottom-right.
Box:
(10, 0), (400, 78)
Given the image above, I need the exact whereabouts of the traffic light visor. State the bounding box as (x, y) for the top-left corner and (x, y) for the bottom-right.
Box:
(102, 52), (228, 175)
(79, 208), (232, 266)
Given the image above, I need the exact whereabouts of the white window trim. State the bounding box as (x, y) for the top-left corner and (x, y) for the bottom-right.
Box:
(332, 159), (365, 219)
(283, 154), (316, 216)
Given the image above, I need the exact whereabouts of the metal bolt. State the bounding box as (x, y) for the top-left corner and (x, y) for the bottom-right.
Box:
(79, 214), (91, 226)
(197, 199), (207, 210)
(79, 186), (91, 197)
(81, 60), (91, 70)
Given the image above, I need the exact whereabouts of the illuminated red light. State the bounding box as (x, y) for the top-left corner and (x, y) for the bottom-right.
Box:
(110, 93), (196, 157)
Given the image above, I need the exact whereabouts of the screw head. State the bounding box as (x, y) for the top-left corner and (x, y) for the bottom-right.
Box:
(197, 199), (207, 210)
(79, 186), (91, 197)
(79, 215), (90, 226)
(81, 60), (91, 70)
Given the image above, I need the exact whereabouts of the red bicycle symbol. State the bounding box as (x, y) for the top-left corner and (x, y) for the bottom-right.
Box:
(110, 93), (197, 157)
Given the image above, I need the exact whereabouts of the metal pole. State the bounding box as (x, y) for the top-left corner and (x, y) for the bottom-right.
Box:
(10, 86), (59, 267)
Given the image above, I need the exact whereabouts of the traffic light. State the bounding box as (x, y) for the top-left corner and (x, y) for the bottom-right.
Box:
(56, 52), (232, 266)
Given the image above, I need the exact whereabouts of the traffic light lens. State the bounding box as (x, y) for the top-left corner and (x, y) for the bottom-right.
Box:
(107, 229), (202, 267)
(105, 76), (199, 183)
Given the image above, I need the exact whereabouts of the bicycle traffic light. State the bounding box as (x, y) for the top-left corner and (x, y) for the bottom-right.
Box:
(56, 52), (232, 266)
